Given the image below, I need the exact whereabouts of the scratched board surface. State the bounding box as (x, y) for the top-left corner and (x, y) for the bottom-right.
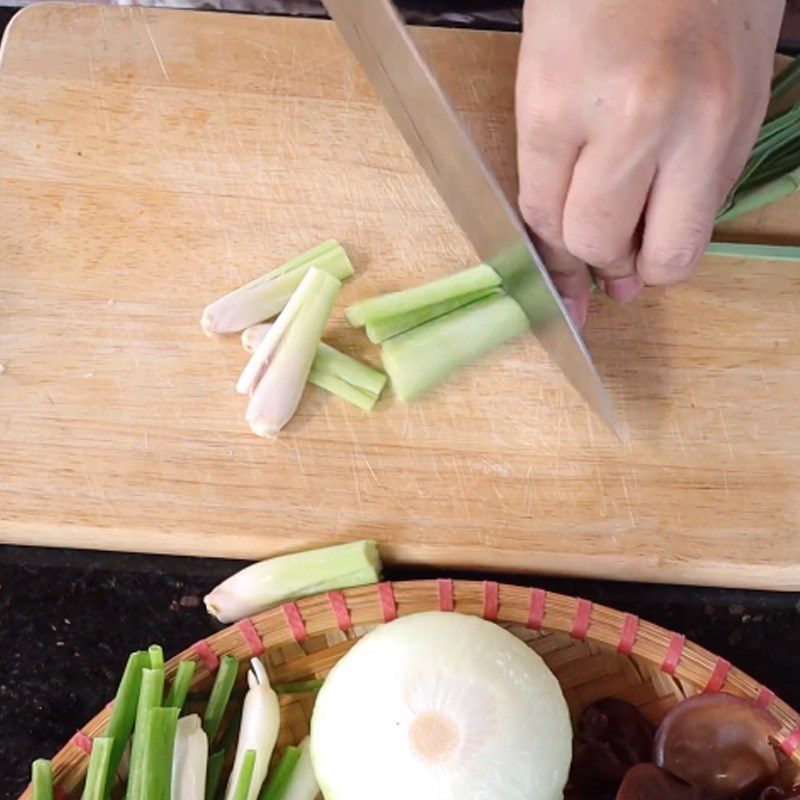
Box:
(1, 5), (799, 588)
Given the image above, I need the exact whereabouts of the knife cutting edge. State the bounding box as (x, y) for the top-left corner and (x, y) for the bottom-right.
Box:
(322, 0), (619, 436)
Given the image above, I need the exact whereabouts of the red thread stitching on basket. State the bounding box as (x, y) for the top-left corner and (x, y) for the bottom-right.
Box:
(237, 618), (265, 656)
(282, 602), (308, 643)
(756, 687), (776, 710)
(70, 731), (92, 755)
(571, 598), (592, 640)
(781, 724), (800, 757)
(191, 640), (219, 673)
(483, 581), (499, 621)
(54, 786), (68, 800)
(661, 633), (686, 675)
(703, 657), (731, 693)
(105, 700), (115, 710)
(377, 582), (397, 622)
(438, 579), (454, 612)
(527, 588), (547, 629)
(328, 591), (352, 632)
(617, 613), (639, 655)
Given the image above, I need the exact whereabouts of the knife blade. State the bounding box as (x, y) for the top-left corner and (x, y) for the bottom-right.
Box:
(323, 0), (617, 434)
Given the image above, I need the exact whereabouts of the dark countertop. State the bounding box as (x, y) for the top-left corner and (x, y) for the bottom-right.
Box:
(1, 544), (799, 799)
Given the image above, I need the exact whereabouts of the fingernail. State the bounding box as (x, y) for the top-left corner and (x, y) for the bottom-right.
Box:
(562, 297), (587, 328)
(605, 274), (643, 303)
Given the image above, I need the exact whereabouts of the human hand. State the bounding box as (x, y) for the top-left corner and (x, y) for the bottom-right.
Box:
(515, 0), (785, 326)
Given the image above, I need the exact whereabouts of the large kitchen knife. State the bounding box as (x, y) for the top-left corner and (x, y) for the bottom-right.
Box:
(323, 0), (618, 434)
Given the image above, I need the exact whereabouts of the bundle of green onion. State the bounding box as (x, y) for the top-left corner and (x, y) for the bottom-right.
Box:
(29, 649), (321, 800)
(717, 54), (800, 222)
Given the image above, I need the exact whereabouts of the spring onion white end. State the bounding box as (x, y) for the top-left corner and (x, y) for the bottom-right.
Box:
(279, 738), (319, 800)
(238, 267), (341, 437)
(310, 611), (572, 800)
(201, 240), (353, 336)
(171, 715), (208, 800)
(223, 659), (280, 800)
(204, 540), (381, 623)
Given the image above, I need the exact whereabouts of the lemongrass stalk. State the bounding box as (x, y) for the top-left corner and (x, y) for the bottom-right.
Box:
(242, 325), (386, 412)
(364, 286), (501, 343)
(381, 293), (528, 402)
(716, 164), (800, 223)
(165, 661), (196, 712)
(139, 707), (180, 800)
(273, 680), (324, 696)
(171, 715), (208, 800)
(705, 241), (800, 262)
(126, 668), (166, 800)
(81, 738), (114, 800)
(204, 752), (225, 800)
(230, 751), (256, 800)
(346, 263), (501, 328)
(202, 656), (239, 745)
(106, 651), (149, 785)
(274, 739), (318, 800)
(201, 240), (353, 336)
(223, 660), (279, 800)
(32, 760), (54, 800)
(238, 268), (341, 438)
(204, 541), (381, 624)
(258, 748), (301, 800)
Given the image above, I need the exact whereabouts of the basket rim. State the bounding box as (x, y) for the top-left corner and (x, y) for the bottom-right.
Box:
(21, 578), (800, 799)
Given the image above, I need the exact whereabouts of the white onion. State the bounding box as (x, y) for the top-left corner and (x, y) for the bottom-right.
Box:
(310, 611), (572, 800)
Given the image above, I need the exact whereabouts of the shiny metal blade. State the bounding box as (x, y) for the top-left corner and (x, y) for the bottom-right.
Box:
(323, 0), (617, 433)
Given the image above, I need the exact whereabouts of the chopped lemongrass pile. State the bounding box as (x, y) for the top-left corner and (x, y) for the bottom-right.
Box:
(201, 241), (386, 438)
(242, 325), (386, 411)
(204, 540), (382, 623)
(346, 265), (528, 402)
(237, 267), (341, 438)
(201, 239), (353, 336)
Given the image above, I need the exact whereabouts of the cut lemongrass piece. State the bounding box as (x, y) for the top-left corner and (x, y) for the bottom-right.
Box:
(381, 293), (528, 402)
(201, 240), (353, 336)
(346, 263), (501, 328)
(204, 540), (382, 624)
(31, 760), (54, 800)
(705, 242), (800, 263)
(242, 268), (341, 438)
(364, 287), (501, 343)
(171, 715), (208, 800)
(80, 737), (113, 800)
(242, 325), (386, 412)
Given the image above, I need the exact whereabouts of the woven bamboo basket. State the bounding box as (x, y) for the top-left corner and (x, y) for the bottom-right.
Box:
(19, 579), (800, 799)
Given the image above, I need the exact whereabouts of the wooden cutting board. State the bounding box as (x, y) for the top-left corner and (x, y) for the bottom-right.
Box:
(2, 4), (799, 589)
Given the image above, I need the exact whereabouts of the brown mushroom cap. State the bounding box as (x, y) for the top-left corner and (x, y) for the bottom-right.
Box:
(653, 693), (780, 798)
(615, 764), (695, 799)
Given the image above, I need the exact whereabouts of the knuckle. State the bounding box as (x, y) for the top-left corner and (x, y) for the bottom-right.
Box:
(641, 241), (703, 284)
(564, 233), (630, 270)
(519, 199), (563, 246)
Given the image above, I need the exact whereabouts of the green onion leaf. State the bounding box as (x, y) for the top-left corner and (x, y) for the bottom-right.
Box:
(165, 661), (196, 712)
(230, 750), (257, 800)
(32, 759), (54, 800)
(258, 747), (301, 800)
(80, 737), (114, 800)
(204, 751), (226, 800)
(202, 656), (239, 744)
